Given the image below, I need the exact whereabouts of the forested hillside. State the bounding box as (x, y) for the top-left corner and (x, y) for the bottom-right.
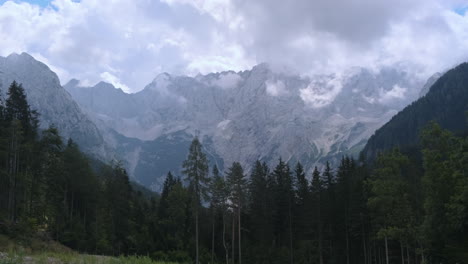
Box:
(1, 78), (467, 264)
(362, 63), (468, 160)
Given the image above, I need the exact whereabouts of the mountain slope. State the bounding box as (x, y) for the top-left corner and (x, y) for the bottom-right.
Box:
(0, 53), (108, 158)
(66, 64), (426, 187)
(362, 63), (468, 160)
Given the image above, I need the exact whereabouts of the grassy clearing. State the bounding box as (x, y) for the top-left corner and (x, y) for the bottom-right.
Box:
(0, 235), (179, 264)
(0, 251), (179, 264)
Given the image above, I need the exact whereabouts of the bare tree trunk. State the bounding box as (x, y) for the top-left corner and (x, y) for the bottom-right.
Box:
(8, 126), (17, 222)
(212, 209), (215, 264)
(12, 133), (19, 222)
(401, 240), (405, 264)
(418, 241), (425, 264)
(385, 235), (389, 264)
(378, 246), (382, 264)
(362, 231), (367, 264)
(196, 206), (199, 264)
(318, 219), (323, 264)
(238, 206), (241, 264)
(406, 244), (410, 264)
(289, 198), (294, 264)
(28, 170), (36, 215)
(223, 212), (228, 264)
(71, 191), (75, 221)
(345, 216), (350, 264)
(232, 212), (235, 264)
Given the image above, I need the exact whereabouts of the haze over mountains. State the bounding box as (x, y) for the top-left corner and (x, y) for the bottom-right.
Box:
(1, 52), (433, 189)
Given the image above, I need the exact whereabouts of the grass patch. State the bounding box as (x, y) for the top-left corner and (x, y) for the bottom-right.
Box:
(0, 235), (181, 264)
(0, 251), (180, 264)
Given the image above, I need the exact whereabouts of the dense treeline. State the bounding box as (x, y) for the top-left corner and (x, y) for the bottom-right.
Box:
(362, 62), (468, 160)
(0, 80), (467, 264)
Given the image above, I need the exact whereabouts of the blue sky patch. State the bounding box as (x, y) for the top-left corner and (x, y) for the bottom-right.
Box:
(0, 0), (80, 8)
(454, 6), (468, 15)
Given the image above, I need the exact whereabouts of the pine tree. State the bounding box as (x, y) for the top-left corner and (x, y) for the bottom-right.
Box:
(210, 165), (228, 264)
(182, 137), (209, 264)
(159, 172), (176, 221)
(311, 166), (324, 264)
(249, 161), (269, 244)
(294, 162), (308, 207)
(3, 81), (38, 223)
(226, 162), (247, 264)
(322, 161), (335, 260)
(293, 162), (310, 244)
(272, 159), (295, 264)
(158, 172), (177, 250)
(367, 149), (414, 264)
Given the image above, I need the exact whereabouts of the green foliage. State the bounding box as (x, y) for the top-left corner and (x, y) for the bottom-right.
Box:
(1, 76), (467, 264)
(363, 62), (468, 160)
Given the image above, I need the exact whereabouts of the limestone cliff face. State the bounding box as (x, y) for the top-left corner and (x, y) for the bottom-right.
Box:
(0, 53), (109, 159)
(66, 63), (425, 188)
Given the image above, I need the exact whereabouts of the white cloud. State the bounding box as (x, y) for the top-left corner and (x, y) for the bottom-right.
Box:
(0, 0), (467, 95)
(265, 79), (287, 96)
(100, 72), (130, 93)
(299, 75), (343, 108)
(379, 84), (407, 103)
(210, 72), (242, 89)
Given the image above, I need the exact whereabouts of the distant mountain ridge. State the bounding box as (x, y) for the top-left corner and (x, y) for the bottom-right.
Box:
(0, 52), (435, 189)
(362, 63), (468, 160)
(65, 62), (426, 188)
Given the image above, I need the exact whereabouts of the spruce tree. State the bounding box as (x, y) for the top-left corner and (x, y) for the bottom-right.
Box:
(226, 162), (247, 264)
(182, 137), (209, 264)
(210, 165), (228, 264)
(272, 159), (294, 264)
(311, 166), (324, 264)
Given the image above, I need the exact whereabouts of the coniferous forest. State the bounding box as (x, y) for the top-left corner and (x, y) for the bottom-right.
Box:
(0, 80), (467, 264)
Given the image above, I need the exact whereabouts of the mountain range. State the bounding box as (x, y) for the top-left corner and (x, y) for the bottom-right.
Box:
(0, 52), (432, 189)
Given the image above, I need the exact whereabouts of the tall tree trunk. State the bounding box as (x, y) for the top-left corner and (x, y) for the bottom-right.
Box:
(238, 206), (241, 264)
(28, 170), (36, 215)
(223, 212), (228, 264)
(406, 244), (410, 264)
(211, 209), (215, 264)
(196, 206), (199, 264)
(419, 242), (426, 264)
(385, 235), (389, 264)
(345, 215), (350, 264)
(362, 231), (367, 264)
(232, 212), (235, 264)
(12, 142), (19, 222)
(289, 198), (294, 264)
(318, 214), (323, 264)
(8, 128), (17, 222)
(400, 240), (405, 264)
(378, 246), (382, 264)
(70, 191), (75, 221)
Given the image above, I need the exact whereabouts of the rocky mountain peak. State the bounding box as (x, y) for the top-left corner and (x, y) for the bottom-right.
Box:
(0, 53), (109, 160)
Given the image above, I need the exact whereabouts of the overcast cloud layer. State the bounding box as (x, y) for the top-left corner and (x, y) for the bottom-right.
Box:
(0, 0), (468, 92)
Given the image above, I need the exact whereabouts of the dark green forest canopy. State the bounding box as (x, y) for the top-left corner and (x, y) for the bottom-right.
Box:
(362, 62), (468, 160)
(0, 75), (467, 264)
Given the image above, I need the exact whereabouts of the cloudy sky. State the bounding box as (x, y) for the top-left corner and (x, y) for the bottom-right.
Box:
(0, 0), (468, 93)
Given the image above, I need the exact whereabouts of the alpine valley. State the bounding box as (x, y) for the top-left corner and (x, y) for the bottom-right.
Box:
(1, 52), (435, 189)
